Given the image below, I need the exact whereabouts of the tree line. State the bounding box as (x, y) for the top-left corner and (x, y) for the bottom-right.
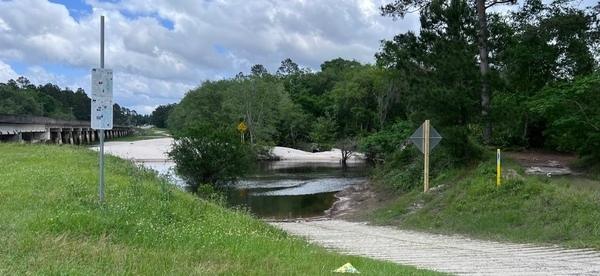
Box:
(166, 0), (600, 192)
(0, 76), (150, 126)
(3, 0), (597, 192)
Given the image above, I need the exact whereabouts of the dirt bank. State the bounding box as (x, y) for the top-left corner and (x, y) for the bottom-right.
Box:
(505, 150), (578, 176)
(327, 181), (381, 220)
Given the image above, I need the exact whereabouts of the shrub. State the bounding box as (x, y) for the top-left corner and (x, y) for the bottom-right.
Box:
(169, 123), (255, 193)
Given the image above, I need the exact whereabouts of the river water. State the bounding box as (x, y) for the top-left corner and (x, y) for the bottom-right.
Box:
(141, 161), (367, 219)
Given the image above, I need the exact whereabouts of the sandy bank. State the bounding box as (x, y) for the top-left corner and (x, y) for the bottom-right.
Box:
(90, 138), (173, 162)
(270, 147), (363, 163)
(93, 137), (363, 163)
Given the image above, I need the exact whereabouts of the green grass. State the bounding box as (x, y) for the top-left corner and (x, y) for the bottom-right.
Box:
(370, 152), (600, 249)
(89, 127), (171, 145)
(0, 143), (443, 275)
(139, 126), (170, 137)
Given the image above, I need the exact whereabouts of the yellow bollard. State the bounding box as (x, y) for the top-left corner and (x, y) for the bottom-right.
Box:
(497, 149), (501, 186)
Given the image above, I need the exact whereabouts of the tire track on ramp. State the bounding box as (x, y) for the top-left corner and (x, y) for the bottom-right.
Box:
(270, 220), (600, 275)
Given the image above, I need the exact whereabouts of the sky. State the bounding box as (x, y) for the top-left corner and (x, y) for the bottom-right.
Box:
(0, 0), (420, 115)
(0, 0), (595, 115)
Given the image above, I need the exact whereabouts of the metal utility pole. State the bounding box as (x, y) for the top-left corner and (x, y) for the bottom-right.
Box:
(91, 16), (113, 203)
(99, 15), (105, 203)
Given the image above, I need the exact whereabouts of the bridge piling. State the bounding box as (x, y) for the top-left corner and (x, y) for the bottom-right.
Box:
(0, 114), (132, 145)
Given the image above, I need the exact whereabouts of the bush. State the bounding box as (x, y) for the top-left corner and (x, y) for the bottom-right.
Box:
(439, 125), (483, 165)
(359, 120), (414, 161)
(169, 123), (255, 193)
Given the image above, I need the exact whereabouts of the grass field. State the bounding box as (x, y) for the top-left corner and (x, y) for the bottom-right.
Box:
(369, 153), (600, 249)
(0, 143), (443, 275)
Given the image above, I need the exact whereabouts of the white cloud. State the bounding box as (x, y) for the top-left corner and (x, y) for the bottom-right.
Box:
(0, 60), (18, 82)
(0, 0), (419, 114)
(25, 66), (69, 86)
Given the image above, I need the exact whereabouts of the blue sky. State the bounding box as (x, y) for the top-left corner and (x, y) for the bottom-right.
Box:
(48, 0), (93, 21)
(0, 0), (595, 115)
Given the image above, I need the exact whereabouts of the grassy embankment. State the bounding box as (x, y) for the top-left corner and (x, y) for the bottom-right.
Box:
(0, 143), (443, 275)
(367, 152), (600, 249)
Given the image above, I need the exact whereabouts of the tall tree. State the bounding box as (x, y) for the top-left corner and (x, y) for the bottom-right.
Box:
(16, 76), (33, 89)
(276, 58), (301, 77)
(328, 64), (378, 136)
(491, 0), (599, 147)
(250, 64), (269, 77)
(375, 25), (426, 129)
(381, 0), (517, 143)
(230, 70), (285, 145)
(476, 0), (517, 143)
(151, 103), (177, 128)
(168, 79), (237, 133)
(378, 0), (482, 162)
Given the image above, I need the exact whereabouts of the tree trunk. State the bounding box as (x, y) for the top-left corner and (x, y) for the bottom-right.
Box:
(476, 0), (492, 143)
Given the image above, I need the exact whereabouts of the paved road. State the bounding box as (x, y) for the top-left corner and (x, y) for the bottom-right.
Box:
(270, 220), (600, 275)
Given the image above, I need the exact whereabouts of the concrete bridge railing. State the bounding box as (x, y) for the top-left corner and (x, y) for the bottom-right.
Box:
(0, 113), (132, 145)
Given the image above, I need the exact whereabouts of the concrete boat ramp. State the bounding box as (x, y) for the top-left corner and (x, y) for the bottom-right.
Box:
(271, 220), (600, 275)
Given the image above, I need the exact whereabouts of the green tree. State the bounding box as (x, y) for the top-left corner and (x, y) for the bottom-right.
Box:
(381, 0), (518, 143)
(492, 0), (599, 147)
(334, 137), (359, 164)
(275, 92), (311, 148)
(372, 68), (408, 129)
(151, 103), (177, 128)
(528, 74), (600, 160)
(168, 79), (238, 133)
(73, 88), (91, 121)
(275, 58), (301, 77)
(377, 0), (483, 163)
(274, 58), (314, 148)
(0, 81), (67, 118)
(327, 64), (378, 137)
(309, 116), (337, 150)
(229, 69), (286, 145)
(1, 78), (137, 121)
(359, 120), (414, 161)
(168, 123), (255, 192)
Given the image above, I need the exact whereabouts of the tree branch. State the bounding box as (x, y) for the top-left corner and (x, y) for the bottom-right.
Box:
(485, 0), (516, 10)
(572, 100), (600, 131)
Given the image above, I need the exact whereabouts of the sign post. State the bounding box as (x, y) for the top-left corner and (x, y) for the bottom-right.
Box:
(91, 16), (113, 203)
(410, 120), (442, 192)
(424, 120), (430, 192)
(237, 122), (247, 143)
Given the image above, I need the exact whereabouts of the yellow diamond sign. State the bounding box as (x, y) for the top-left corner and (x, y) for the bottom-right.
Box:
(237, 122), (247, 133)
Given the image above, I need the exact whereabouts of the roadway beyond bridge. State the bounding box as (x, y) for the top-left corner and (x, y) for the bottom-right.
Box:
(0, 113), (132, 144)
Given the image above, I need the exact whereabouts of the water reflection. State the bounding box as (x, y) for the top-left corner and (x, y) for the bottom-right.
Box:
(137, 160), (367, 219)
(234, 192), (339, 219)
(230, 161), (367, 219)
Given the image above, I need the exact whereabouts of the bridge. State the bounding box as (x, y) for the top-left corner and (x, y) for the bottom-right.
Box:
(0, 113), (132, 144)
